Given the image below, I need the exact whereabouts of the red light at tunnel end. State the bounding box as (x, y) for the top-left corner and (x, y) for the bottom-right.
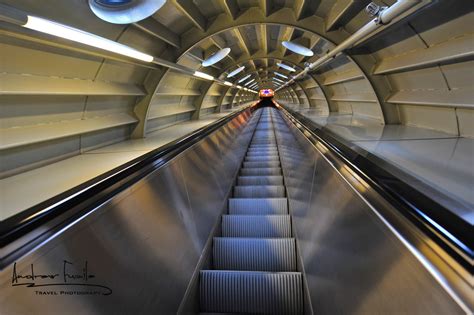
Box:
(259, 89), (274, 98)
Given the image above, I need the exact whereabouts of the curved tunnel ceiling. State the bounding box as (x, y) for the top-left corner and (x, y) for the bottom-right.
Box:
(0, 0), (473, 181)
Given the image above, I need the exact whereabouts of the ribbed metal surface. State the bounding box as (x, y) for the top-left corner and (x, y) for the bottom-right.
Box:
(246, 153), (279, 158)
(237, 175), (284, 186)
(213, 238), (296, 271)
(245, 156), (280, 162)
(243, 161), (281, 168)
(241, 167), (282, 176)
(222, 215), (291, 238)
(247, 149), (278, 154)
(247, 149), (278, 155)
(199, 109), (303, 314)
(246, 154), (279, 159)
(249, 144), (276, 148)
(251, 139), (276, 146)
(228, 198), (288, 214)
(200, 271), (303, 314)
(234, 185), (286, 198)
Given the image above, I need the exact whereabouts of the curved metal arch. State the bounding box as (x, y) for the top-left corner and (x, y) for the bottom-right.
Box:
(173, 7), (395, 123)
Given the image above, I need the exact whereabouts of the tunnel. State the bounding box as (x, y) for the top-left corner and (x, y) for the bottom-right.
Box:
(0, 1), (472, 314)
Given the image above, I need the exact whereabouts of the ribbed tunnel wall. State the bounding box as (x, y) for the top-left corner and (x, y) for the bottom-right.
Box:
(0, 1), (472, 180)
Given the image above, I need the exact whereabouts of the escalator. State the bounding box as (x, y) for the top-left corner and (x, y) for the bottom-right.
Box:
(200, 107), (303, 314)
(0, 102), (469, 314)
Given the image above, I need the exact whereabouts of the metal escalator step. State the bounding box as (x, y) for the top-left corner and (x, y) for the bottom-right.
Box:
(248, 148), (277, 152)
(229, 198), (288, 214)
(250, 144), (276, 147)
(251, 142), (276, 145)
(249, 145), (276, 148)
(200, 270), (303, 314)
(248, 149), (277, 153)
(245, 156), (280, 162)
(222, 215), (291, 238)
(248, 147), (278, 150)
(237, 175), (283, 185)
(246, 151), (279, 156)
(234, 185), (286, 198)
(240, 167), (281, 176)
(243, 161), (280, 168)
(213, 237), (296, 271)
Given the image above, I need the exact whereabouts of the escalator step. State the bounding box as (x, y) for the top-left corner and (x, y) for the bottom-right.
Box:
(245, 156), (280, 162)
(237, 175), (283, 185)
(200, 270), (303, 314)
(213, 238), (296, 271)
(234, 185), (286, 198)
(222, 215), (291, 238)
(247, 148), (278, 152)
(241, 168), (281, 176)
(246, 152), (279, 157)
(243, 161), (280, 168)
(249, 141), (277, 149)
(251, 141), (276, 145)
(228, 198), (288, 215)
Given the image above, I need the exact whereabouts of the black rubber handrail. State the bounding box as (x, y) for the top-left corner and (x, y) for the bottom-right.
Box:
(280, 105), (473, 272)
(0, 106), (254, 248)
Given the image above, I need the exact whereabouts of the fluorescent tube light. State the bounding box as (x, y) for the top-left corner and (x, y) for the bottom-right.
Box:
(24, 16), (154, 62)
(227, 66), (245, 78)
(238, 74), (251, 83)
(193, 71), (214, 80)
(224, 81), (233, 86)
(244, 79), (255, 86)
(275, 72), (288, 79)
(277, 62), (296, 72)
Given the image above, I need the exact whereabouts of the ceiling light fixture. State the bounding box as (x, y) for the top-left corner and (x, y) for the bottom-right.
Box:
(276, 62), (296, 72)
(23, 16), (154, 62)
(193, 71), (214, 81)
(224, 81), (233, 86)
(282, 41), (314, 56)
(202, 47), (231, 67)
(89, 0), (167, 24)
(238, 74), (252, 83)
(244, 79), (256, 86)
(227, 66), (245, 78)
(274, 72), (288, 79)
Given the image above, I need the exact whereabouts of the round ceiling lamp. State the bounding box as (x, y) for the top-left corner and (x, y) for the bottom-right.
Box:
(202, 48), (231, 67)
(277, 62), (296, 72)
(227, 66), (245, 78)
(89, 0), (167, 24)
(282, 41), (314, 57)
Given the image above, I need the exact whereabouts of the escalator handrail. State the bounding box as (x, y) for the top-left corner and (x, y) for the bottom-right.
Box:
(0, 105), (255, 248)
(278, 104), (473, 271)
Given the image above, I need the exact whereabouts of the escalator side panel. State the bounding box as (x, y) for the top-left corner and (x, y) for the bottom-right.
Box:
(0, 110), (256, 315)
(274, 111), (464, 315)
